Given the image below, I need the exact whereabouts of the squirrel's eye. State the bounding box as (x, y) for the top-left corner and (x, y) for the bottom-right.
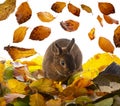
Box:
(60, 60), (65, 66)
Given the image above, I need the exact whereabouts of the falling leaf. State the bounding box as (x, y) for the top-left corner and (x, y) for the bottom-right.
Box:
(98, 2), (115, 15)
(0, 0), (16, 21)
(103, 15), (119, 24)
(37, 12), (55, 22)
(60, 19), (79, 32)
(15, 2), (32, 24)
(29, 26), (51, 41)
(97, 15), (103, 27)
(4, 45), (37, 60)
(13, 26), (28, 43)
(68, 3), (80, 16)
(81, 4), (92, 13)
(114, 25), (120, 47)
(98, 37), (114, 53)
(51, 1), (66, 13)
(88, 28), (95, 40)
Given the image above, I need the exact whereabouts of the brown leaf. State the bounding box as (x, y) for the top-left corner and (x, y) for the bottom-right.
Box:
(81, 4), (92, 13)
(103, 15), (119, 24)
(68, 3), (80, 16)
(37, 12), (55, 22)
(29, 26), (51, 41)
(0, 0), (16, 21)
(4, 45), (37, 60)
(13, 26), (28, 43)
(97, 15), (103, 27)
(114, 25), (120, 47)
(88, 28), (95, 40)
(51, 2), (66, 13)
(60, 19), (79, 32)
(98, 36), (114, 53)
(98, 2), (115, 15)
(15, 2), (32, 24)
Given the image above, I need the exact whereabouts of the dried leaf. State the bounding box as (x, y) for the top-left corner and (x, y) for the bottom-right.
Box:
(15, 2), (32, 24)
(88, 28), (95, 40)
(4, 45), (37, 60)
(0, 0), (16, 21)
(97, 15), (103, 27)
(103, 15), (119, 24)
(37, 12), (55, 22)
(98, 2), (115, 15)
(60, 19), (79, 32)
(29, 26), (51, 41)
(98, 37), (114, 53)
(13, 26), (28, 43)
(68, 3), (80, 16)
(51, 1), (66, 13)
(114, 25), (120, 47)
(81, 4), (92, 13)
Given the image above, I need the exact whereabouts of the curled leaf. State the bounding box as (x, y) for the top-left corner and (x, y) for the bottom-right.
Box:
(97, 15), (103, 27)
(4, 45), (37, 60)
(29, 25), (51, 41)
(98, 36), (114, 53)
(98, 2), (115, 15)
(68, 3), (80, 16)
(88, 28), (95, 40)
(81, 4), (92, 13)
(0, 0), (16, 21)
(60, 19), (79, 32)
(51, 2), (66, 13)
(114, 25), (120, 47)
(37, 12), (55, 22)
(15, 2), (32, 24)
(13, 26), (28, 43)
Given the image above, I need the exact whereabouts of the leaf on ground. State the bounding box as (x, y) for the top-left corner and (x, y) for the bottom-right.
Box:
(15, 1), (32, 24)
(29, 93), (45, 106)
(97, 15), (103, 27)
(37, 12), (55, 22)
(60, 19), (79, 32)
(0, 97), (6, 106)
(68, 3), (80, 16)
(88, 28), (95, 40)
(4, 45), (37, 60)
(51, 2), (66, 13)
(13, 26), (28, 43)
(0, 0), (16, 21)
(29, 26), (51, 41)
(98, 2), (115, 15)
(81, 4), (92, 13)
(46, 99), (61, 106)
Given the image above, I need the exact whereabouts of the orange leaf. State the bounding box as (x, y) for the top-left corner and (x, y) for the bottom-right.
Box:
(81, 4), (92, 13)
(37, 12), (55, 22)
(103, 15), (119, 24)
(98, 2), (115, 15)
(88, 28), (95, 40)
(97, 15), (103, 27)
(4, 45), (37, 60)
(29, 26), (51, 41)
(98, 36), (114, 53)
(60, 19), (79, 32)
(114, 25), (120, 47)
(15, 2), (32, 24)
(13, 26), (28, 43)
(68, 3), (80, 16)
(51, 2), (66, 13)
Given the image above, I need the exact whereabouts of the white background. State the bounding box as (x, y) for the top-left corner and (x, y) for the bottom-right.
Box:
(0, 0), (120, 63)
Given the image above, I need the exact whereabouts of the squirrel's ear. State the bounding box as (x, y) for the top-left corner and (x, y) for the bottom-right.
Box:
(51, 42), (62, 55)
(66, 38), (75, 52)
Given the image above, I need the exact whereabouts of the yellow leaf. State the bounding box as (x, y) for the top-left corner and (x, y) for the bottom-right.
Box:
(37, 12), (55, 22)
(88, 28), (95, 40)
(29, 93), (45, 106)
(81, 4), (92, 13)
(0, 61), (5, 82)
(46, 99), (61, 106)
(13, 26), (28, 43)
(0, 97), (6, 106)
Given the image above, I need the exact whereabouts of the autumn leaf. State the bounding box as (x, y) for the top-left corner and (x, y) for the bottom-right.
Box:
(46, 99), (61, 106)
(0, 0), (16, 21)
(37, 12), (55, 22)
(0, 61), (5, 82)
(68, 3), (80, 16)
(97, 15), (103, 27)
(15, 1), (32, 24)
(4, 45), (37, 60)
(51, 1), (66, 13)
(114, 25), (120, 47)
(98, 2), (115, 15)
(98, 37), (114, 53)
(13, 26), (28, 43)
(88, 28), (95, 40)
(81, 4), (92, 13)
(0, 97), (6, 106)
(29, 26), (51, 41)
(60, 19), (79, 32)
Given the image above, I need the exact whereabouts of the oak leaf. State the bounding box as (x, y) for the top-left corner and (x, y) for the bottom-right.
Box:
(13, 26), (28, 43)
(97, 15), (103, 27)
(81, 4), (92, 13)
(114, 25), (120, 47)
(88, 28), (95, 40)
(15, 2), (32, 24)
